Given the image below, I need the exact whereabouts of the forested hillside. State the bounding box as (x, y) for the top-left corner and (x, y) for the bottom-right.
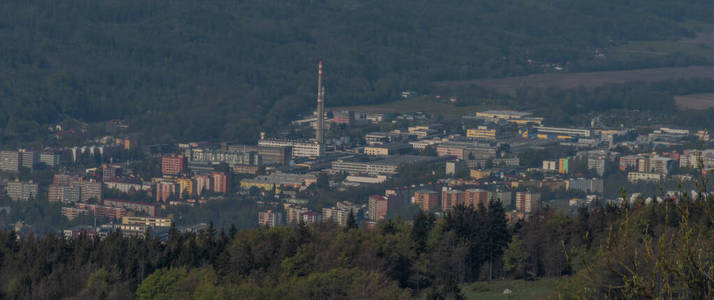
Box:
(2, 0), (714, 145)
(0, 190), (712, 298)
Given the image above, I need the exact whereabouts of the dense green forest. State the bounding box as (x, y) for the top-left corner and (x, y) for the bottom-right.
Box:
(2, 0), (714, 146)
(0, 187), (712, 299)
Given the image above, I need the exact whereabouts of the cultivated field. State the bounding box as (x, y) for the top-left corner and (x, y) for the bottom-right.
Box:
(435, 66), (714, 95)
(675, 93), (714, 110)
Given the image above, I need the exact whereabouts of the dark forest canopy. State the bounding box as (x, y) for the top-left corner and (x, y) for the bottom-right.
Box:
(2, 0), (714, 145)
(0, 193), (712, 299)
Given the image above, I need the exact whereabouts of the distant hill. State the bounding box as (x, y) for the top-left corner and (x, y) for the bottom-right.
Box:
(2, 0), (714, 145)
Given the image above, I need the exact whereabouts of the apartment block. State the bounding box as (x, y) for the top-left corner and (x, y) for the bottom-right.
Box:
(0, 151), (19, 172)
(6, 180), (38, 201)
(627, 172), (662, 182)
(414, 190), (440, 211)
(19, 150), (38, 169)
(322, 207), (351, 226)
(39, 152), (60, 167)
(210, 172), (230, 194)
(105, 199), (159, 217)
(156, 181), (178, 202)
(515, 191), (541, 214)
(122, 216), (171, 227)
(258, 210), (283, 228)
(441, 189), (465, 211)
(368, 195), (389, 222)
(464, 189), (489, 208)
(78, 181), (102, 202)
(161, 155), (187, 176)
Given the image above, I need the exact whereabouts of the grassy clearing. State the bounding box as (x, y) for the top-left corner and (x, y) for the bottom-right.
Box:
(461, 278), (560, 300)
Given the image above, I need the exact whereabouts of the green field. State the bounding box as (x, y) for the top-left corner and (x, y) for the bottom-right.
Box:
(462, 279), (560, 300)
(332, 96), (494, 119)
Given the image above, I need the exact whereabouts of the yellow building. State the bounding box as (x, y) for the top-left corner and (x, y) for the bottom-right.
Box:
(176, 178), (195, 198)
(470, 169), (491, 180)
(467, 126), (497, 140)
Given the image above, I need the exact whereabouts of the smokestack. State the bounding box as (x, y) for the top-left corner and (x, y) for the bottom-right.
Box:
(316, 61), (325, 146)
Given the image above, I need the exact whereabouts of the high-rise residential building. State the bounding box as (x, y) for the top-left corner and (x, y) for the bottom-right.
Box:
(464, 189), (489, 208)
(322, 207), (351, 226)
(587, 157), (606, 177)
(161, 155), (186, 176)
(542, 160), (558, 171)
(489, 189), (513, 208)
(300, 211), (322, 224)
(515, 191), (541, 214)
(441, 189), (465, 211)
(558, 158), (569, 174)
(194, 175), (212, 196)
(39, 152), (60, 167)
(19, 150), (38, 169)
(649, 157), (674, 175)
(0, 151), (20, 172)
(6, 180), (38, 201)
(156, 181), (178, 202)
(61, 185), (82, 203)
(286, 206), (309, 224)
(637, 157), (650, 173)
(258, 210), (283, 228)
(53, 174), (72, 186)
(176, 178), (195, 199)
(78, 181), (102, 202)
(102, 164), (122, 181)
(48, 184), (61, 202)
(368, 195), (389, 222)
(567, 178), (605, 194)
(414, 190), (440, 212)
(210, 172), (230, 194)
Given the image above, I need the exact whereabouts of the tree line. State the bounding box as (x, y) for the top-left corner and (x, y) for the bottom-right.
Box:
(0, 185), (711, 298)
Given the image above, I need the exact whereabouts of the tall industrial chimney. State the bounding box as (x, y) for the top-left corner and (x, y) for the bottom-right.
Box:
(316, 61), (325, 146)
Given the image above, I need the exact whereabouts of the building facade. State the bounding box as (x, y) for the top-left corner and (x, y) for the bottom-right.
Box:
(161, 155), (187, 176)
(515, 191), (540, 214)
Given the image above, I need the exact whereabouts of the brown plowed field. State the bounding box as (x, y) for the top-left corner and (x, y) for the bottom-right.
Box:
(675, 93), (714, 110)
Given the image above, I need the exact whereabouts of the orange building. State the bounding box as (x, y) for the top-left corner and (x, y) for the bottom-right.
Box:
(161, 155), (186, 176)
(210, 172), (230, 194)
(414, 190), (440, 212)
(441, 189), (465, 211)
(465, 189), (489, 208)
